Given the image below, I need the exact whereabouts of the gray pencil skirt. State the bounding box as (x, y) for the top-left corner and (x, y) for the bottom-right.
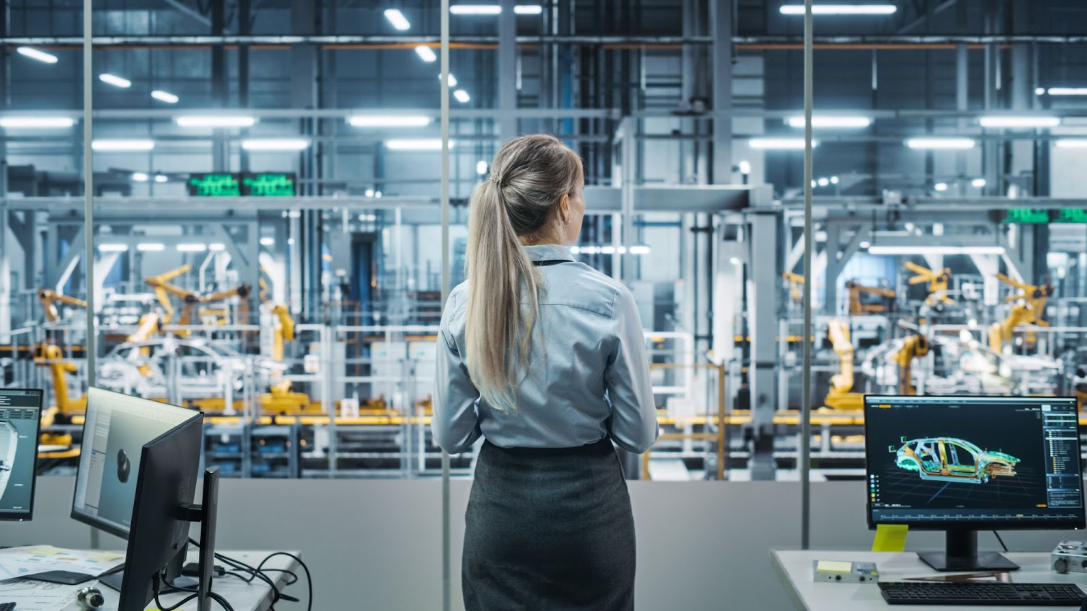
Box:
(462, 438), (636, 611)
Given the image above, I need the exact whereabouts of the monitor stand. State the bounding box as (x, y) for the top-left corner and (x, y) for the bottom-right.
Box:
(918, 529), (1019, 572)
(99, 548), (197, 592)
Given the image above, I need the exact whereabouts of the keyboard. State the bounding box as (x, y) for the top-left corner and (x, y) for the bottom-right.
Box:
(879, 581), (1086, 606)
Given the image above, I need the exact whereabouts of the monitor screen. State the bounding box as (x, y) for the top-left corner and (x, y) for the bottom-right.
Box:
(72, 388), (200, 537)
(866, 395), (1086, 530)
(0, 389), (42, 521)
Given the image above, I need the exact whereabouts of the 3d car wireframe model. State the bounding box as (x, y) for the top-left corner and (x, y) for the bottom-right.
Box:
(893, 437), (1019, 484)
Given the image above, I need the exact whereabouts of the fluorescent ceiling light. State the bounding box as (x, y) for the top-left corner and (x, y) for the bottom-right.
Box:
(629, 245), (651, 255)
(375, 191), (383, 198)
(971, 178), (987, 188)
(1047, 88), (1087, 96)
(209, 243), (226, 252)
(241, 138), (311, 151)
(476, 160), (488, 175)
(867, 245), (1005, 256)
(151, 90), (179, 104)
(453, 89), (471, 103)
(1035, 87), (1046, 96)
(99, 73), (132, 88)
(817, 178), (829, 187)
(439, 73), (458, 87)
(749, 138), (817, 150)
(780, 4), (897, 15)
(1055, 139), (1087, 149)
(154, 175), (168, 183)
(347, 115), (431, 127)
(383, 9), (411, 30)
(91, 139), (155, 151)
(365, 189), (375, 197)
(386, 139), (453, 151)
(132, 172), (149, 182)
(414, 46), (437, 62)
(786, 115), (871, 128)
(451, 5), (502, 14)
(738, 160), (752, 174)
(177, 244), (207, 252)
(514, 5), (543, 13)
(0, 116), (75, 128)
(260, 237), (275, 246)
(978, 116), (1060, 128)
(16, 47), (58, 64)
(830, 176), (839, 184)
(98, 244), (129, 252)
(934, 182), (948, 191)
(906, 137), (975, 149)
(175, 115), (257, 128)
(137, 243), (166, 252)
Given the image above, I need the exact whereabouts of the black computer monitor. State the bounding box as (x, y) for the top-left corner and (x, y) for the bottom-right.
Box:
(118, 414), (208, 611)
(0, 389), (43, 522)
(71, 387), (199, 537)
(865, 395), (1086, 571)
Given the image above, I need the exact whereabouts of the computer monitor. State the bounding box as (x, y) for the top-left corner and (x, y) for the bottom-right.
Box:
(119, 414), (211, 611)
(0, 389), (43, 521)
(865, 395), (1086, 571)
(71, 387), (199, 537)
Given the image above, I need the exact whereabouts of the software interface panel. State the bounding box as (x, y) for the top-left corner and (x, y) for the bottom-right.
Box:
(866, 396), (1084, 526)
(0, 390), (41, 517)
(73, 388), (198, 533)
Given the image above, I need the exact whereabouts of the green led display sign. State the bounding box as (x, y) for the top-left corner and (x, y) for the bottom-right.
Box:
(243, 173), (295, 197)
(1055, 208), (1087, 224)
(1003, 208), (1051, 224)
(188, 173), (241, 197)
(1003, 208), (1087, 224)
(187, 172), (296, 197)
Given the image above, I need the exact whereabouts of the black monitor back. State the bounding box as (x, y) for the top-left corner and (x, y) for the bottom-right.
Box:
(118, 415), (202, 611)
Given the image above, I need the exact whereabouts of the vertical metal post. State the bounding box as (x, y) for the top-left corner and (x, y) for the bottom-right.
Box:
(799, 0), (814, 551)
(710, 0), (733, 183)
(83, 0), (95, 388)
(439, 0), (452, 608)
(499, 0), (517, 141)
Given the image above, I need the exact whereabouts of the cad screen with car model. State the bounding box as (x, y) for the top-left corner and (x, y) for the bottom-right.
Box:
(72, 388), (200, 536)
(0, 389), (43, 520)
(866, 395), (1085, 527)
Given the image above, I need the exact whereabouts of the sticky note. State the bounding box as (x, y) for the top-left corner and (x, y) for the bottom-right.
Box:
(872, 524), (908, 552)
(816, 561), (853, 573)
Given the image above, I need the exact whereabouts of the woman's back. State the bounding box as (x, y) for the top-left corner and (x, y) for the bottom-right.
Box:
(434, 243), (657, 454)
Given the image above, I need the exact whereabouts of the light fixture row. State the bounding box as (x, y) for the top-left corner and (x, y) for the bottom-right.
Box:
(99, 243), (228, 253)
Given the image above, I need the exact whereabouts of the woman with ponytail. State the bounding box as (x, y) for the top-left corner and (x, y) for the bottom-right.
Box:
(433, 134), (658, 610)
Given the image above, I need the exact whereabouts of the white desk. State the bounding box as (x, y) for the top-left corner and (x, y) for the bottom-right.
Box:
(45, 551), (300, 611)
(771, 550), (1087, 610)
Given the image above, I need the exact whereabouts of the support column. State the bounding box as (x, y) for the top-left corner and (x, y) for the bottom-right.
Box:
(955, 44), (969, 189)
(823, 222), (843, 315)
(238, 0), (251, 172)
(499, 0), (517, 141)
(746, 211), (779, 480)
(710, 0), (733, 184)
(211, 0), (228, 170)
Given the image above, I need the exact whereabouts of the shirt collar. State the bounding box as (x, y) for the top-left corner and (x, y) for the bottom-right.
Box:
(524, 243), (576, 263)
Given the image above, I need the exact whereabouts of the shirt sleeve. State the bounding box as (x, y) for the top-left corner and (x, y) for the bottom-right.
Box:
(604, 287), (659, 454)
(432, 293), (483, 454)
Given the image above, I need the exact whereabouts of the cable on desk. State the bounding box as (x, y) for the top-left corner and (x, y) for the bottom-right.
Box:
(993, 531), (1009, 553)
(187, 538), (298, 606)
(255, 552), (312, 611)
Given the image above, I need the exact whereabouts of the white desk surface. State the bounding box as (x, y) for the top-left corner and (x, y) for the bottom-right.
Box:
(4, 550), (302, 611)
(771, 550), (1087, 611)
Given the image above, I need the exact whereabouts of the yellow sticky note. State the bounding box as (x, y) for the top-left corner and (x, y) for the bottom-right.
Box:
(872, 524), (908, 552)
(816, 561), (853, 574)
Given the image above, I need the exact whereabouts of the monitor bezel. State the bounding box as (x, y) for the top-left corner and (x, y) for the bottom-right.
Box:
(0, 388), (43, 523)
(864, 394), (1087, 532)
(70, 388), (201, 539)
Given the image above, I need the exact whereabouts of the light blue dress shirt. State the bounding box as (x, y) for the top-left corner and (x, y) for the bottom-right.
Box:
(432, 243), (660, 454)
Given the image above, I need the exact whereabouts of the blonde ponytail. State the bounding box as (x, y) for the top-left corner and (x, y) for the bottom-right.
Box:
(463, 134), (583, 409)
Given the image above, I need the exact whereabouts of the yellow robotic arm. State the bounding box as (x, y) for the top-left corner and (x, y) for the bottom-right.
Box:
(824, 319), (864, 410)
(33, 344), (87, 416)
(990, 274), (1053, 352)
(782, 272), (805, 304)
(37, 289), (87, 323)
(905, 262), (953, 306)
(845, 280), (896, 315)
(144, 265), (196, 325)
(894, 335), (930, 395)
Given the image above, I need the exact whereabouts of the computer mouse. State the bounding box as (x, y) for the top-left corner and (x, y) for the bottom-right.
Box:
(117, 449), (130, 483)
(76, 586), (105, 609)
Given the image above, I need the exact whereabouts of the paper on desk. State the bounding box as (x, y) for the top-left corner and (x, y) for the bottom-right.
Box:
(0, 546), (124, 579)
(0, 578), (83, 610)
(871, 524), (908, 552)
